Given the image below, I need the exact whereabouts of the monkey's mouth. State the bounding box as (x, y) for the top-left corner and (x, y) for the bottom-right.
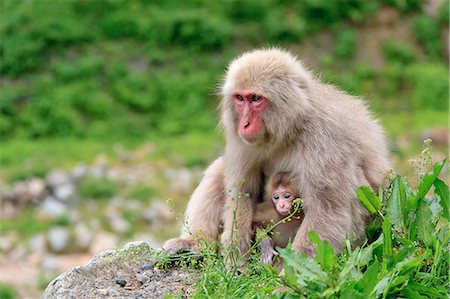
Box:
(239, 131), (263, 145)
(277, 209), (291, 216)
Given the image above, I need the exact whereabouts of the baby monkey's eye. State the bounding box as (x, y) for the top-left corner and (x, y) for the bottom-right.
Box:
(284, 193), (291, 199)
(273, 195), (280, 200)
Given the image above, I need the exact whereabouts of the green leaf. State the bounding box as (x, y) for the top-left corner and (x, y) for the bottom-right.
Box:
(408, 159), (446, 212)
(308, 231), (337, 272)
(371, 275), (390, 298)
(357, 186), (381, 214)
(339, 288), (366, 299)
(355, 260), (380, 295)
(410, 198), (442, 246)
(401, 287), (427, 299)
(407, 281), (448, 298)
(434, 178), (449, 220)
(382, 218), (392, 259)
(278, 247), (328, 288)
(386, 176), (411, 233)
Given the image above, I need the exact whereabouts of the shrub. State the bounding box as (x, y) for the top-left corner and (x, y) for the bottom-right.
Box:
(298, 0), (378, 29)
(438, 0), (449, 24)
(382, 0), (422, 12)
(414, 15), (444, 60)
(406, 63), (449, 110)
(170, 12), (232, 50)
(100, 13), (140, 39)
(226, 0), (275, 22)
(0, 35), (44, 75)
(382, 40), (416, 64)
(264, 9), (306, 43)
(334, 27), (358, 59)
(53, 56), (103, 82)
(0, 283), (17, 299)
(78, 177), (118, 200)
(19, 95), (83, 138)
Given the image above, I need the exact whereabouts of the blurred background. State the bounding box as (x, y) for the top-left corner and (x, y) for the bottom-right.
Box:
(0, 0), (448, 297)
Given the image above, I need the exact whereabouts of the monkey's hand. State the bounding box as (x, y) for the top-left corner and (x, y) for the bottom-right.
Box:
(162, 237), (199, 255)
(260, 238), (278, 266)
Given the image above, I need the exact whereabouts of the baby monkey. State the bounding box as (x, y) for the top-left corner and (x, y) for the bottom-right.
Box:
(253, 172), (304, 265)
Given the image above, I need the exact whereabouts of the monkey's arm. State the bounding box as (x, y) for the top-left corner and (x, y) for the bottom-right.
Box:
(253, 201), (280, 224)
(260, 237), (277, 265)
(163, 157), (224, 254)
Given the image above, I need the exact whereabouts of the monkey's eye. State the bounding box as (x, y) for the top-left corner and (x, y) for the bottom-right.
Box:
(236, 95), (244, 102)
(273, 195), (280, 200)
(250, 94), (260, 102)
(284, 193), (291, 199)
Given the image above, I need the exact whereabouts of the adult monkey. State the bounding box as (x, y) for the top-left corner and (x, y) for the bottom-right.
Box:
(163, 48), (391, 257)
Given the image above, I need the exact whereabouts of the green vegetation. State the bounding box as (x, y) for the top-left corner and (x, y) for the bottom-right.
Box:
(0, 283), (17, 299)
(0, 208), (69, 238)
(157, 156), (449, 298)
(1, 0), (447, 144)
(78, 177), (119, 200)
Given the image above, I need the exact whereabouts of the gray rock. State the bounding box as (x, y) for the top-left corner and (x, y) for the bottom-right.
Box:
(43, 241), (199, 299)
(89, 232), (118, 255)
(54, 183), (76, 202)
(74, 223), (93, 251)
(28, 234), (47, 254)
(136, 273), (150, 283)
(164, 168), (194, 192)
(142, 201), (175, 225)
(107, 211), (130, 234)
(71, 164), (88, 181)
(27, 178), (47, 203)
(47, 170), (71, 188)
(0, 233), (18, 253)
(37, 196), (68, 218)
(47, 226), (71, 253)
(420, 127), (449, 146)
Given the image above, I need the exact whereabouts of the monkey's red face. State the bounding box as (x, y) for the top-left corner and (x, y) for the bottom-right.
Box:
(272, 188), (294, 216)
(233, 91), (268, 144)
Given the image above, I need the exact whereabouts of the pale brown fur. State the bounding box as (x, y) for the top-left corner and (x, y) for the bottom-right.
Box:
(163, 48), (391, 258)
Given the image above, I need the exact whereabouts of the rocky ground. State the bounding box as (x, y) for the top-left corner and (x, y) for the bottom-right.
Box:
(0, 151), (202, 298)
(43, 242), (199, 299)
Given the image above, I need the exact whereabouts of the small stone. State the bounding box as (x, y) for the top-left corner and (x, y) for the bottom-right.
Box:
(54, 183), (76, 202)
(46, 170), (71, 187)
(141, 264), (154, 271)
(98, 289), (108, 296)
(72, 164), (88, 181)
(144, 283), (156, 292)
(37, 196), (68, 218)
(28, 234), (46, 254)
(135, 294), (144, 299)
(89, 232), (118, 255)
(47, 226), (71, 253)
(107, 287), (120, 296)
(115, 279), (127, 287)
(27, 178), (47, 203)
(108, 211), (129, 234)
(74, 223), (93, 251)
(172, 276), (182, 282)
(136, 273), (149, 284)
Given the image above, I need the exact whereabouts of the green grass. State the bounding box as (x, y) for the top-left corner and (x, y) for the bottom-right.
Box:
(0, 208), (69, 238)
(157, 155), (449, 298)
(0, 283), (17, 299)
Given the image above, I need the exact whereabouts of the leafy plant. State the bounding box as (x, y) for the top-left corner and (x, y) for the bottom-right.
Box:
(78, 177), (118, 200)
(277, 158), (449, 298)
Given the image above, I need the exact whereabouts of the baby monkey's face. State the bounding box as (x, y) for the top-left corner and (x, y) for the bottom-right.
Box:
(271, 185), (296, 216)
